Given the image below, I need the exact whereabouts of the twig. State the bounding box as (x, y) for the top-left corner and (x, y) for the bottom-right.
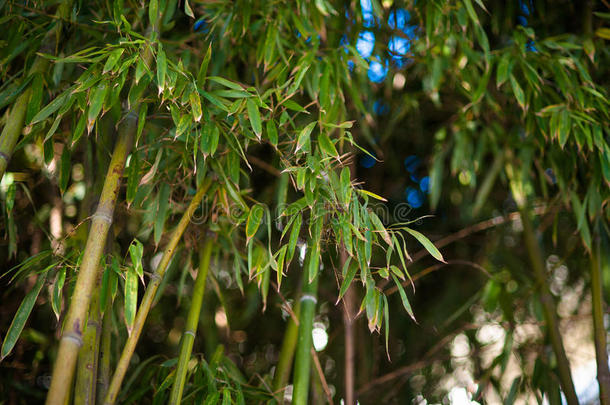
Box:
(311, 348), (334, 405)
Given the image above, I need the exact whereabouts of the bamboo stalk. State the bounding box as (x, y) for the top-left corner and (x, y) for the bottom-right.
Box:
(74, 274), (103, 404)
(591, 221), (610, 405)
(520, 208), (579, 405)
(103, 179), (212, 404)
(292, 251), (319, 405)
(272, 296), (301, 402)
(45, 6), (165, 402)
(169, 236), (214, 405)
(44, 111), (137, 405)
(96, 299), (112, 405)
(0, 1), (73, 181)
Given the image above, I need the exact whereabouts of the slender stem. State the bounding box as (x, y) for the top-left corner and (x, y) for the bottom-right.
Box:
(74, 274), (103, 404)
(591, 221), (610, 404)
(96, 299), (112, 405)
(342, 283), (356, 405)
(272, 297), (301, 402)
(520, 208), (579, 405)
(471, 153), (503, 218)
(104, 179), (212, 405)
(292, 251), (319, 405)
(45, 112), (136, 405)
(169, 236), (214, 405)
(0, 1), (74, 181)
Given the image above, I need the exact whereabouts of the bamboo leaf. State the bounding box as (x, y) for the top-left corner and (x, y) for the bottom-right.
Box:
(337, 260), (358, 304)
(266, 120), (278, 147)
(1, 272), (47, 360)
(128, 239), (144, 281)
(246, 98), (262, 138)
(103, 48), (124, 74)
(295, 122), (316, 153)
(51, 267), (66, 321)
(404, 228), (445, 262)
(124, 268), (138, 334)
(190, 92), (203, 122)
(318, 132), (338, 158)
(184, 0), (195, 18)
(510, 74), (526, 110)
(149, 0), (158, 27)
(391, 274), (415, 321)
(246, 204), (265, 243)
(197, 44), (212, 89)
(157, 45), (167, 94)
(59, 147), (71, 194)
(87, 82), (108, 132)
(30, 91), (69, 125)
(356, 189), (387, 202)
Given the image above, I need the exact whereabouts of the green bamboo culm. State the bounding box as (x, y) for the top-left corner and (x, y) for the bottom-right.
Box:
(0, 1), (73, 181)
(96, 299), (113, 404)
(45, 5), (164, 403)
(591, 221), (610, 405)
(104, 179), (212, 405)
(506, 164), (579, 405)
(292, 248), (319, 405)
(73, 275), (103, 404)
(272, 296), (301, 403)
(44, 113), (136, 405)
(520, 208), (579, 405)
(169, 236), (214, 404)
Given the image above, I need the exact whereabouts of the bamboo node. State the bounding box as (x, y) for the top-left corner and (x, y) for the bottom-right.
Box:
(184, 330), (196, 338)
(92, 212), (114, 224)
(300, 294), (317, 304)
(0, 151), (9, 162)
(62, 332), (84, 347)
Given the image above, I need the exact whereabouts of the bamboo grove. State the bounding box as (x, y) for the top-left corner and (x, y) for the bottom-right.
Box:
(1, 0), (609, 403)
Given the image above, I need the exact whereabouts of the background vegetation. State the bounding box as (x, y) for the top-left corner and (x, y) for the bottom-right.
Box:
(0, 0), (609, 404)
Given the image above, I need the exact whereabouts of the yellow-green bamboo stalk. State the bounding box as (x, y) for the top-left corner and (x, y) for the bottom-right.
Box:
(45, 5), (165, 402)
(45, 111), (137, 405)
(506, 164), (578, 404)
(292, 250), (319, 405)
(96, 299), (112, 405)
(103, 179), (212, 405)
(74, 275), (103, 404)
(0, 1), (73, 181)
(169, 236), (214, 404)
(520, 208), (579, 405)
(591, 222), (610, 405)
(272, 296), (301, 402)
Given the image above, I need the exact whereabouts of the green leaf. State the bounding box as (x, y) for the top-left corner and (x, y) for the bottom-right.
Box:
(404, 228), (445, 262)
(103, 48), (124, 74)
(25, 73), (43, 124)
(318, 133), (338, 158)
(126, 153), (140, 205)
(356, 189), (387, 202)
(149, 0), (158, 27)
(509, 74), (526, 110)
(184, 0), (195, 18)
(391, 274), (415, 321)
(496, 53), (511, 88)
(129, 239), (144, 280)
(190, 92), (203, 122)
(337, 260), (358, 304)
(266, 120), (278, 146)
(156, 45), (167, 94)
(51, 267), (66, 321)
(30, 91), (69, 124)
(59, 147), (71, 194)
(154, 183), (170, 246)
(124, 267), (138, 334)
(296, 122), (316, 153)
(87, 82), (108, 132)
(246, 204), (265, 243)
(246, 98), (262, 138)
(197, 45), (212, 89)
(1, 272), (47, 359)
(462, 0), (479, 25)
(208, 76), (245, 91)
(286, 214), (301, 263)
